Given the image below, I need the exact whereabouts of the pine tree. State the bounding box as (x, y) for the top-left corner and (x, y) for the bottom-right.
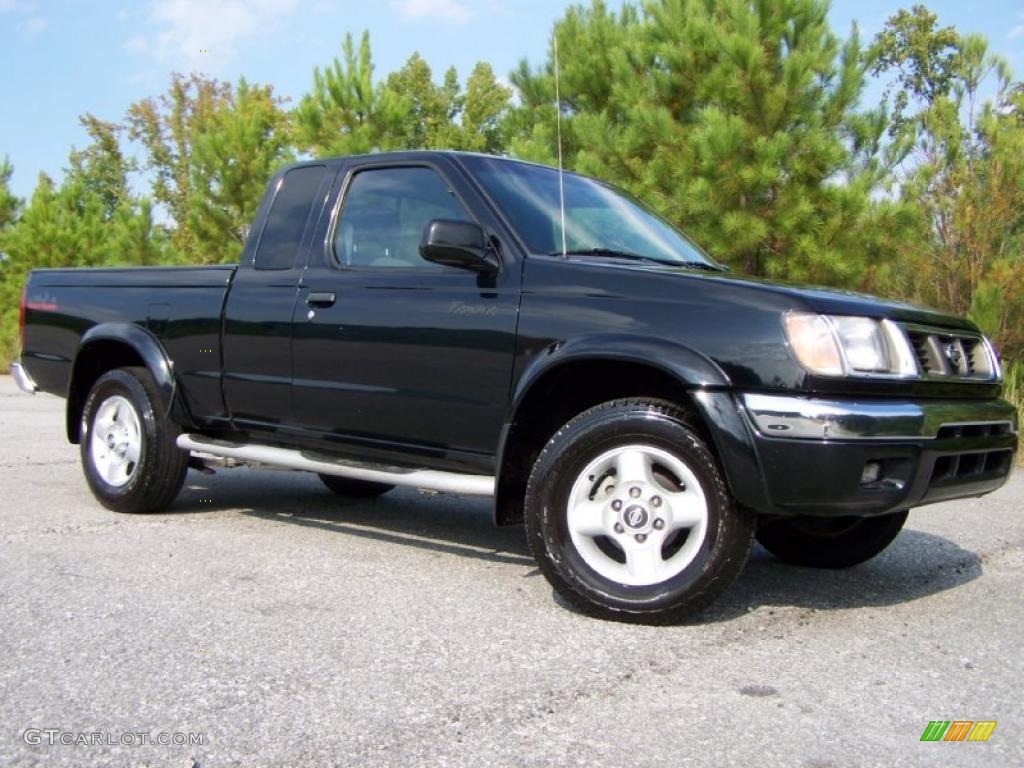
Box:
(294, 32), (381, 156)
(0, 158), (23, 369)
(0, 157), (20, 230)
(380, 54), (463, 149)
(505, 0), (908, 287)
(0, 150), (173, 367)
(296, 32), (511, 155)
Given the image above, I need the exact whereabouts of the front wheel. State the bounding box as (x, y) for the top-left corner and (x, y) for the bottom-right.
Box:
(525, 399), (753, 624)
(80, 367), (188, 514)
(755, 511), (909, 569)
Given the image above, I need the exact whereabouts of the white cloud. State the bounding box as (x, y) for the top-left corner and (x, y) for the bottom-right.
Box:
(1010, 16), (1024, 40)
(124, 34), (148, 53)
(128, 0), (299, 70)
(19, 15), (45, 36)
(391, 0), (473, 26)
(3, 0), (46, 38)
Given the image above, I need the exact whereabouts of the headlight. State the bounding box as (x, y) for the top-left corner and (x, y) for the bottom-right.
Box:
(783, 312), (917, 377)
(832, 316), (890, 372)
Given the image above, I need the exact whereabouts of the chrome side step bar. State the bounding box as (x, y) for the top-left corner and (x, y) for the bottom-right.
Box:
(176, 434), (495, 496)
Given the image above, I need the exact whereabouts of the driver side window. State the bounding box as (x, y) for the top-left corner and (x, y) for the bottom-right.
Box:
(333, 166), (473, 269)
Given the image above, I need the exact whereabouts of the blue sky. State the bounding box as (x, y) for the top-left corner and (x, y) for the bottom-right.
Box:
(1, 0), (1022, 201)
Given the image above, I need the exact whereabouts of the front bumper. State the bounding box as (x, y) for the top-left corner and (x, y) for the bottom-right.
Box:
(11, 360), (37, 394)
(741, 393), (1018, 516)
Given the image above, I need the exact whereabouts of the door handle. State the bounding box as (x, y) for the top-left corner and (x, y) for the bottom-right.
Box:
(306, 292), (336, 307)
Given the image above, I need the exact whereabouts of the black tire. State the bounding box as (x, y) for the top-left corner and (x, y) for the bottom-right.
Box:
(756, 510), (909, 569)
(525, 398), (753, 624)
(317, 474), (394, 498)
(80, 367), (188, 514)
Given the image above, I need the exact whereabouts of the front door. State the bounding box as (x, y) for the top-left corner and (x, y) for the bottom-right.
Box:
(290, 160), (521, 464)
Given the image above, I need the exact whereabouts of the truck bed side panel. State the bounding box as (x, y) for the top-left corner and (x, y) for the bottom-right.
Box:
(22, 266), (236, 424)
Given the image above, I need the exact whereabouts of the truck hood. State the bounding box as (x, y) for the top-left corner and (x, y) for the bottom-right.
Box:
(575, 257), (976, 331)
(738, 279), (973, 329)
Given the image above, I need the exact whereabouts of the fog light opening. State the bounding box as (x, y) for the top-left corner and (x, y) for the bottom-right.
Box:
(860, 461), (882, 485)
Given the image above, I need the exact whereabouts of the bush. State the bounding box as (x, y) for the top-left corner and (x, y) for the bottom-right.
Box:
(1003, 362), (1024, 466)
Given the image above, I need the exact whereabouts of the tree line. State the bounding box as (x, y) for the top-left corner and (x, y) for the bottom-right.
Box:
(0, 1), (1021, 418)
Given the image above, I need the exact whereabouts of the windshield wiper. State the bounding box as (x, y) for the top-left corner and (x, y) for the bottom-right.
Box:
(548, 248), (677, 266)
(676, 260), (727, 272)
(549, 248), (725, 271)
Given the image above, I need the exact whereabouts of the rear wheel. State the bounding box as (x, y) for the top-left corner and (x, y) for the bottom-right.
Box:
(756, 511), (909, 569)
(80, 367), (188, 513)
(317, 474), (394, 498)
(525, 398), (753, 624)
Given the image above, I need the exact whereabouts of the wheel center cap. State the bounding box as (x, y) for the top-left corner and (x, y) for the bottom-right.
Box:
(623, 504), (649, 530)
(106, 435), (116, 450)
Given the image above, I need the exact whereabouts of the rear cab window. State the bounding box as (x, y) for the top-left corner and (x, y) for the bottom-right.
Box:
(254, 165), (328, 271)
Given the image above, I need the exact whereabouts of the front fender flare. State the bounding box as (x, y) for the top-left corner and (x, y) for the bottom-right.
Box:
(495, 334), (772, 524)
(509, 333), (731, 415)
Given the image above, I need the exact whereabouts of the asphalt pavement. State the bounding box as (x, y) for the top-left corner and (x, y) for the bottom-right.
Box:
(0, 374), (1021, 767)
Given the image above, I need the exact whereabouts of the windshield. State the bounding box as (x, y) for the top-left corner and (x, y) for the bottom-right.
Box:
(463, 156), (717, 267)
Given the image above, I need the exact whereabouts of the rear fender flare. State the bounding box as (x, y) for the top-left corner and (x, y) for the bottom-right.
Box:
(66, 323), (180, 443)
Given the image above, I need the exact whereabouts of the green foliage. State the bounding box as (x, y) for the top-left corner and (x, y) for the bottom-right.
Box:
(381, 53), (463, 149)
(187, 78), (295, 264)
(867, 4), (961, 130)
(1004, 362), (1024, 465)
(505, 0), (911, 286)
(67, 115), (135, 219)
(294, 31), (510, 155)
(0, 149), (170, 369)
(127, 73), (293, 263)
(127, 73), (234, 259)
(1, 1), (1022, 397)
(0, 157), (23, 369)
(0, 156), (21, 230)
(871, 6), (1024, 363)
(461, 63), (512, 153)
(294, 32), (381, 156)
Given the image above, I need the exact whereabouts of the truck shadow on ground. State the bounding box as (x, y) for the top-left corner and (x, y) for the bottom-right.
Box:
(698, 531), (982, 623)
(176, 469), (534, 567)
(174, 469), (982, 622)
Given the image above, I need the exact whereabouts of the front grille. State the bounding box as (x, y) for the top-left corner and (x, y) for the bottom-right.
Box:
(903, 326), (996, 380)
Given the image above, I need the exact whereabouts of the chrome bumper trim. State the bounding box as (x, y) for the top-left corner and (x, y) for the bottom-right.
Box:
(742, 393), (1017, 441)
(11, 361), (37, 394)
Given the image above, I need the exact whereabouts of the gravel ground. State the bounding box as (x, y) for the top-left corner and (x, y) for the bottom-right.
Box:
(0, 374), (1021, 767)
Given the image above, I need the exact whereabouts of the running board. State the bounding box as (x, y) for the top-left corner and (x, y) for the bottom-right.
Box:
(176, 434), (495, 496)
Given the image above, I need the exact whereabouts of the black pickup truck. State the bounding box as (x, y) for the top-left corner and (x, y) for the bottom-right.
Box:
(13, 151), (1018, 622)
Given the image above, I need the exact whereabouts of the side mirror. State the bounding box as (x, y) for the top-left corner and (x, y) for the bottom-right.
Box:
(420, 220), (498, 273)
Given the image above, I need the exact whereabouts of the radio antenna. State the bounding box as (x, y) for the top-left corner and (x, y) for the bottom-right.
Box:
(554, 32), (568, 258)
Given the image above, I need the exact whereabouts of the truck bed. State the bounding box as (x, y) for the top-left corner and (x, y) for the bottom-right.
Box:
(22, 265), (237, 423)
